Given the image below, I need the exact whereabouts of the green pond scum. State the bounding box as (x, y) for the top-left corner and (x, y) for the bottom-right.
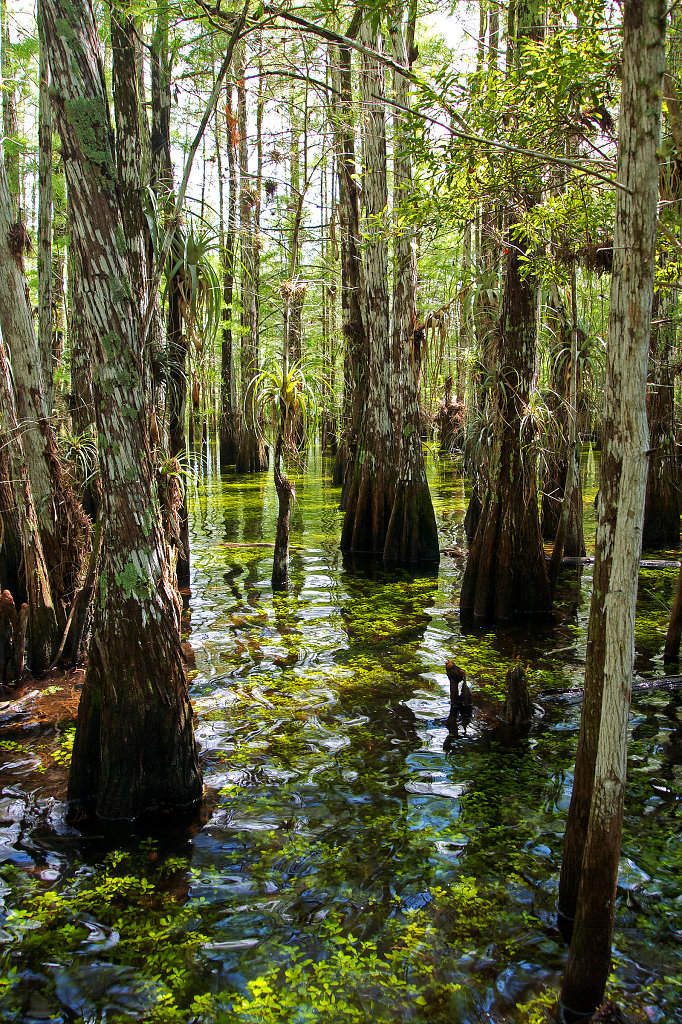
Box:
(0, 445), (680, 1022)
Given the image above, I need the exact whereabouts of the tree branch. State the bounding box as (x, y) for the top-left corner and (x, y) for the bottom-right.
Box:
(140, 0), (249, 345)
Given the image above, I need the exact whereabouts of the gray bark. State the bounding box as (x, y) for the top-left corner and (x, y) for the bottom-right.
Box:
(561, 1), (666, 1013)
(41, 0), (202, 821)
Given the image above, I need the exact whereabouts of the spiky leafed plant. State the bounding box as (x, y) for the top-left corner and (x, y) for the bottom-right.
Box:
(249, 359), (328, 590)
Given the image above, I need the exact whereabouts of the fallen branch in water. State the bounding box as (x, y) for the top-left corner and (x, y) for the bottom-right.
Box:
(219, 542), (311, 551)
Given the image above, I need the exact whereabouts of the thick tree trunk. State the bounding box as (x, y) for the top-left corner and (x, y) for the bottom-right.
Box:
(561, 2), (665, 1014)
(460, 240), (550, 620)
(340, 22), (394, 556)
(42, 0), (202, 822)
(460, 0), (549, 620)
(384, 4), (439, 565)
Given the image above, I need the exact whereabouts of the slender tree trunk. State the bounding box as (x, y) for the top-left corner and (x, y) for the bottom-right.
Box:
(272, 403), (295, 591)
(219, 81), (239, 465)
(1, 1), (19, 206)
(37, 7), (54, 416)
(642, 288), (679, 549)
(150, 10), (191, 587)
(544, 278), (586, 562)
(664, 563), (682, 662)
(0, 332), (59, 670)
(236, 43), (268, 474)
(42, 0), (202, 822)
(330, 36), (367, 495)
(561, 3), (665, 1014)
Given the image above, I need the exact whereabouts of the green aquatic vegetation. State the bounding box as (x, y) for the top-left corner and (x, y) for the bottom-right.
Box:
(51, 725), (75, 766)
(0, 850), (212, 1023)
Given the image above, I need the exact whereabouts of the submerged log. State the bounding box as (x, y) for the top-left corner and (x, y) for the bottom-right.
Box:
(557, 556), (680, 569)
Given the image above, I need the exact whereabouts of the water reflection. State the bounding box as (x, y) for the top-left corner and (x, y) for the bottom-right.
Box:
(0, 448), (679, 1022)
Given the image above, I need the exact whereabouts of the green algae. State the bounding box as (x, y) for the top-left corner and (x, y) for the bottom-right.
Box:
(0, 446), (680, 1023)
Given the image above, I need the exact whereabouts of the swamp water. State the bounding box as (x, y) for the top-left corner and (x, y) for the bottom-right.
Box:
(0, 448), (680, 1023)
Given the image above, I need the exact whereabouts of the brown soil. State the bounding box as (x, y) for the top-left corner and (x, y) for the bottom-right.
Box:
(0, 669), (84, 800)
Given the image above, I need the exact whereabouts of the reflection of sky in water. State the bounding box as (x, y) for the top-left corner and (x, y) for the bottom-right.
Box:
(0, 445), (678, 1022)
(180, 446), (681, 1019)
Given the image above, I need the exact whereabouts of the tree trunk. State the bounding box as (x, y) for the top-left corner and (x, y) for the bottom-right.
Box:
(236, 44), (268, 474)
(664, 563), (682, 662)
(150, 11), (191, 588)
(42, 0), (202, 822)
(272, 404), (295, 591)
(0, 331), (59, 670)
(1, 1), (19, 206)
(460, 237), (550, 620)
(37, 6), (54, 417)
(340, 20), (393, 556)
(330, 35), (367, 495)
(219, 81), (239, 465)
(460, 0), (549, 621)
(0, 121), (88, 621)
(384, 3), (439, 565)
(642, 288), (679, 549)
(561, 2), (665, 1014)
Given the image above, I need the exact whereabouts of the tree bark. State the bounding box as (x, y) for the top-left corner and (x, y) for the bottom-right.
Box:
(0, 332), (60, 671)
(330, 33), (367, 495)
(37, 6), (54, 417)
(384, 3), (439, 565)
(460, 0), (550, 621)
(219, 81), (240, 465)
(561, 2), (665, 1014)
(41, 0), (202, 822)
(0, 115), (88, 621)
(236, 43), (268, 474)
(642, 286), (679, 550)
(340, 20), (393, 557)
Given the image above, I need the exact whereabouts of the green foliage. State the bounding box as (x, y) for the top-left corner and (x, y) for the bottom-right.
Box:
(248, 358), (330, 451)
(0, 849), (210, 1023)
(56, 425), (99, 495)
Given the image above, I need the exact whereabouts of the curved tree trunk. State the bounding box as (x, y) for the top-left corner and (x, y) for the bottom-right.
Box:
(42, 0), (202, 822)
